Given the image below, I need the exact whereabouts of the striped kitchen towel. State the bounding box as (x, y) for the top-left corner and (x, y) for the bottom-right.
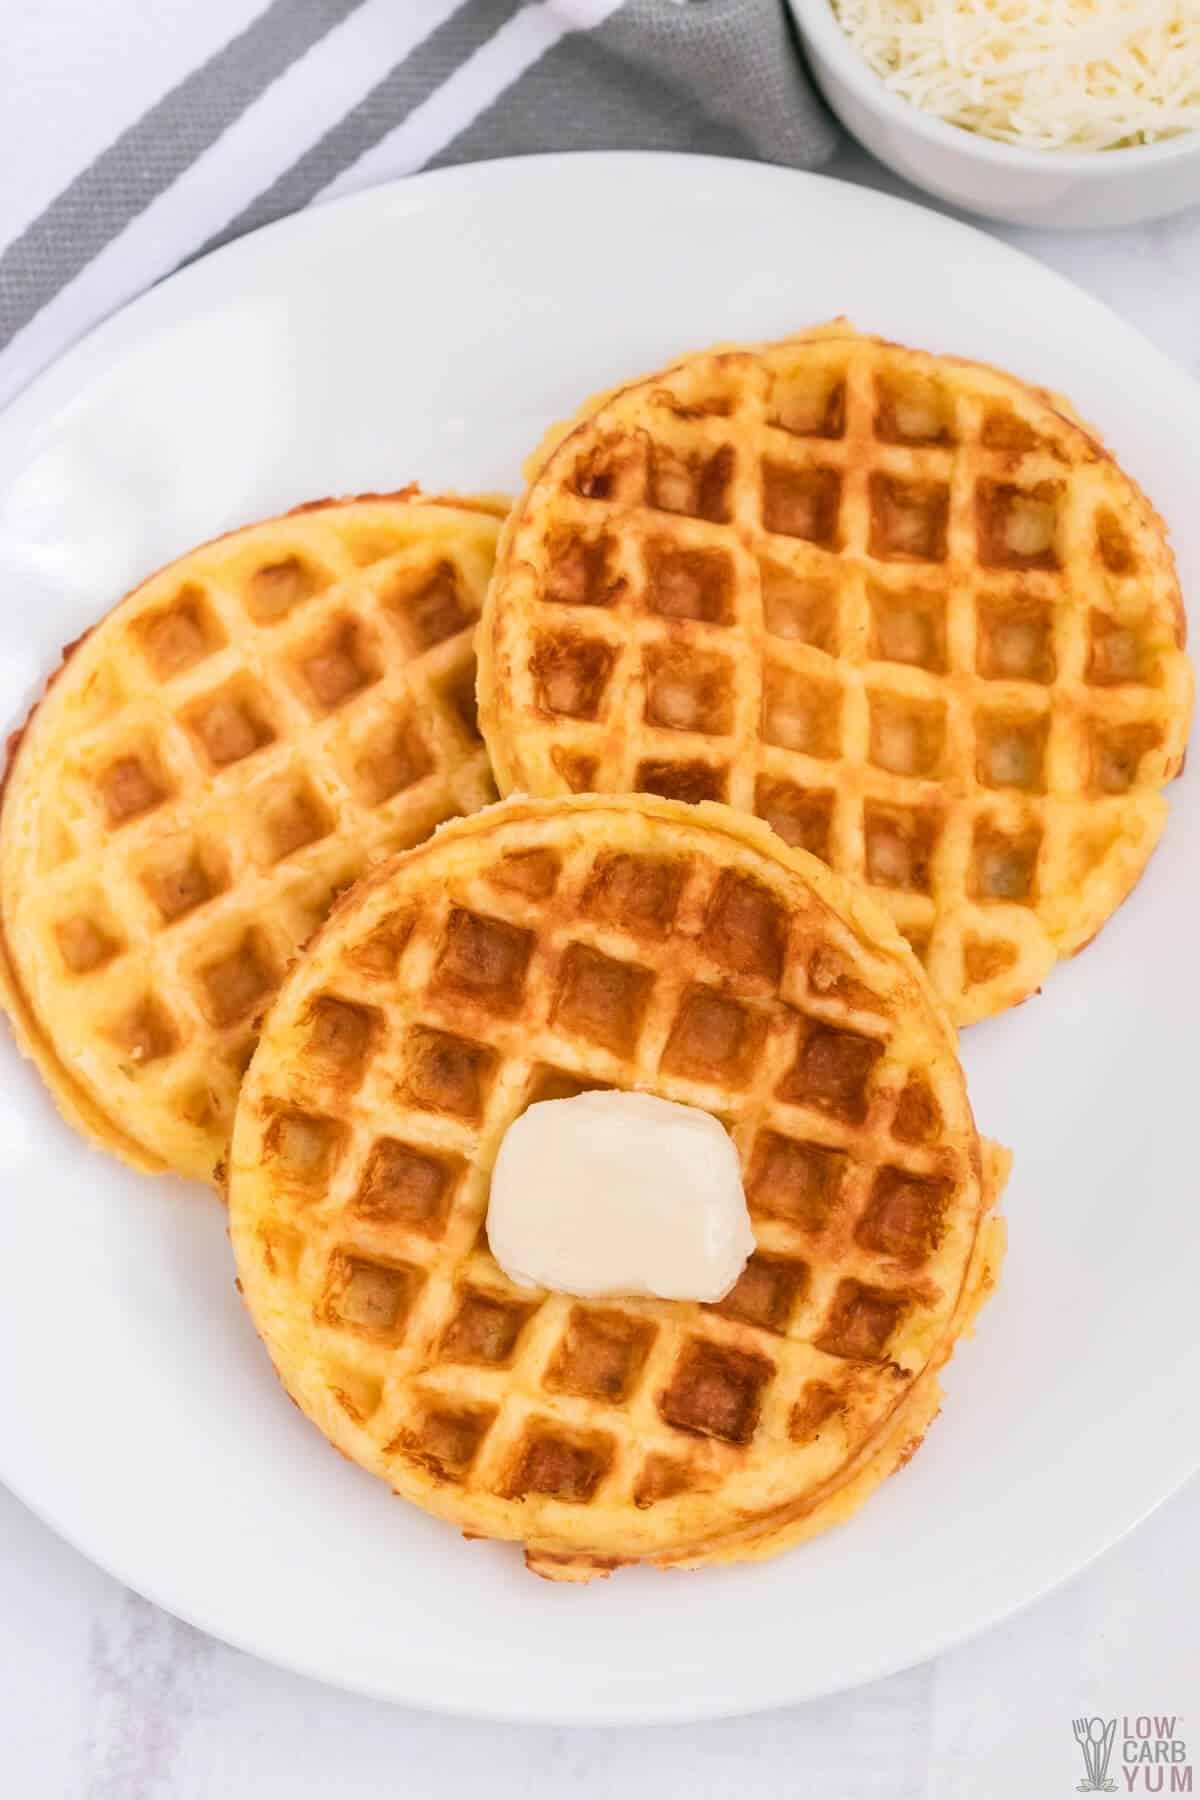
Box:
(0, 0), (836, 410)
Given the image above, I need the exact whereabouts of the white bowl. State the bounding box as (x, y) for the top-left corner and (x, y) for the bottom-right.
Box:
(788, 0), (1200, 227)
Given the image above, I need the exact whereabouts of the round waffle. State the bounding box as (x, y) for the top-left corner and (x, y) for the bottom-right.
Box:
(478, 326), (1193, 1025)
(0, 490), (505, 1182)
(228, 793), (1006, 1581)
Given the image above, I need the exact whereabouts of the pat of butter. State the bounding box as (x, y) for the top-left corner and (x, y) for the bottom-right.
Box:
(487, 1090), (754, 1302)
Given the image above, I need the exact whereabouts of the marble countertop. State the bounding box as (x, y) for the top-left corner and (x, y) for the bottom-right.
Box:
(2, 71), (1198, 1800)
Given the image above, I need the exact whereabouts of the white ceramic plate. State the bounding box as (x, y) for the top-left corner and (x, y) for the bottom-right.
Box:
(0, 153), (1195, 1725)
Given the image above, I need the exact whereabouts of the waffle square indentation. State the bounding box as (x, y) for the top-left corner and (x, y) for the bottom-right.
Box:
(97, 750), (172, 827)
(746, 1131), (847, 1231)
(504, 1424), (614, 1502)
(754, 778), (833, 860)
(815, 1278), (908, 1360)
(768, 369), (845, 440)
(977, 595), (1055, 684)
(975, 712), (1048, 792)
(303, 995), (380, 1085)
(636, 759), (728, 804)
(869, 475), (949, 563)
(647, 440), (733, 522)
(789, 1379), (842, 1443)
(701, 870), (787, 982)
(351, 1138), (460, 1236)
(197, 927), (278, 1026)
(262, 1107), (344, 1186)
(245, 554), (330, 623)
(525, 1065), (614, 1105)
(404, 1027), (496, 1122)
(108, 995), (178, 1065)
(345, 713), (435, 806)
(644, 543), (734, 623)
(346, 910), (415, 978)
(293, 616), (382, 712)
(139, 839), (227, 924)
(553, 943), (653, 1057)
(439, 1289), (536, 1365)
(545, 1308), (657, 1402)
(1096, 507), (1137, 577)
(183, 679), (276, 769)
(1087, 719), (1162, 794)
(530, 633), (616, 720)
(542, 530), (622, 608)
(763, 666), (842, 759)
(892, 1075), (942, 1145)
(383, 561), (474, 649)
(980, 409), (1041, 454)
(643, 645), (733, 735)
(396, 1404), (495, 1481)
(710, 1254), (808, 1333)
(659, 1339), (774, 1445)
(868, 584), (947, 673)
(551, 748), (598, 793)
(970, 818), (1042, 904)
(137, 585), (225, 678)
(254, 776), (334, 865)
(760, 563), (837, 651)
(777, 1021), (883, 1123)
(570, 436), (644, 506)
(977, 480), (1062, 571)
(868, 694), (945, 779)
(874, 372), (956, 446)
(854, 1167), (952, 1265)
(56, 910), (123, 974)
(762, 463), (841, 546)
(633, 1454), (700, 1507)
(486, 849), (562, 901)
(660, 985), (764, 1088)
(1086, 609), (1151, 687)
(581, 853), (685, 939)
(863, 802), (941, 894)
(431, 907), (534, 1016)
(324, 1251), (420, 1338)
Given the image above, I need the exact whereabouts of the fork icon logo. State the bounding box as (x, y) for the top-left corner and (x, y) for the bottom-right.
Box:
(1074, 1717), (1118, 1792)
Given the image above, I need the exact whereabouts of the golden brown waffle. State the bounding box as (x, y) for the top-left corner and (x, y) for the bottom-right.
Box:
(228, 794), (1006, 1581)
(478, 327), (1193, 1025)
(0, 491), (505, 1182)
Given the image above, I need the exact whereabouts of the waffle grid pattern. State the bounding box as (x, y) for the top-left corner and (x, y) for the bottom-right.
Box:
(0, 496), (503, 1179)
(480, 333), (1192, 1023)
(232, 799), (998, 1571)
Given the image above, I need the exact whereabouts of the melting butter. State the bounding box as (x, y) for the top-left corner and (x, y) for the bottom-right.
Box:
(487, 1090), (754, 1302)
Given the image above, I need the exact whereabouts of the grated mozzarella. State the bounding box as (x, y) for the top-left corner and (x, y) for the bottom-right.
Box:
(831, 0), (1200, 149)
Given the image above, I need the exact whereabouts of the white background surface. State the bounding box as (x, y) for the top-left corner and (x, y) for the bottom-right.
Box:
(2, 5), (1199, 1794)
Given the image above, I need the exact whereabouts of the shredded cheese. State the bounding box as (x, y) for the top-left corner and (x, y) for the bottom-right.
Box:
(831, 0), (1200, 149)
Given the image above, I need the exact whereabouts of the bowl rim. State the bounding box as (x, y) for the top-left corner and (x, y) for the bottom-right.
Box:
(788, 0), (1200, 176)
